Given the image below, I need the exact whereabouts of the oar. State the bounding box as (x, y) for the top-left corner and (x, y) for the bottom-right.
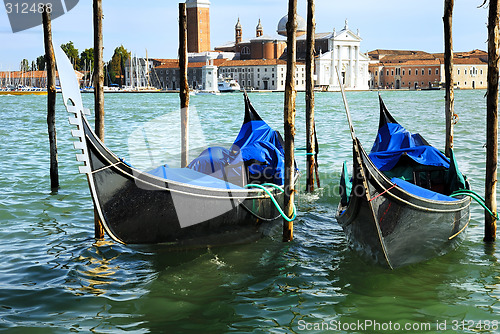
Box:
(335, 66), (356, 140)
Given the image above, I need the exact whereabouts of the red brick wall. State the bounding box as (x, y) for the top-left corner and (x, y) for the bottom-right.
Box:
(379, 64), (440, 89)
(187, 6), (210, 53)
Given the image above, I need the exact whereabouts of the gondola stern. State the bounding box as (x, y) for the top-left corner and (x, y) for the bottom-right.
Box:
(378, 93), (398, 129)
(243, 89), (263, 123)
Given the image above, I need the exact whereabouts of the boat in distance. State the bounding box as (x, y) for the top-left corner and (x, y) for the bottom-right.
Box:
(336, 94), (471, 269)
(54, 47), (297, 246)
(218, 78), (241, 93)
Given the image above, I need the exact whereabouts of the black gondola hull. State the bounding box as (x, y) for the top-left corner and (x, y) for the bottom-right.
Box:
(55, 46), (292, 246)
(83, 115), (287, 245)
(337, 139), (470, 269)
(82, 115), (290, 246)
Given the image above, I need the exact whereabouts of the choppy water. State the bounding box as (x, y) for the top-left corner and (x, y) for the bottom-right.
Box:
(0, 90), (498, 333)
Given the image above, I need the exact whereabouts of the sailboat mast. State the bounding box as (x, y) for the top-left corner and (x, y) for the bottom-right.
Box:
(145, 49), (151, 88)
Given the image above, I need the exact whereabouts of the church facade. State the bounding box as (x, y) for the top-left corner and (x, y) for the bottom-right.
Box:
(297, 21), (370, 90)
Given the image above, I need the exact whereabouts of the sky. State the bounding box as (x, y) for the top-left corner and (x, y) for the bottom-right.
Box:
(0, 0), (491, 71)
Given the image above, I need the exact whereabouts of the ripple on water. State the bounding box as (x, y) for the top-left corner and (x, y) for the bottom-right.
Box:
(0, 91), (499, 333)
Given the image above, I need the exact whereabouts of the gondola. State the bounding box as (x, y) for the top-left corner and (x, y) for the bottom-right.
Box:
(55, 47), (297, 246)
(336, 93), (471, 269)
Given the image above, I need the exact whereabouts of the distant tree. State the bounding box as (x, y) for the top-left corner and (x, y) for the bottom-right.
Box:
(36, 55), (46, 71)
(20, 59), (29, 72)
(31, 60), (37, 71)
(80, 48), (94, 72)
(108, 45), (130, 86)
(61, 41), (80, 70)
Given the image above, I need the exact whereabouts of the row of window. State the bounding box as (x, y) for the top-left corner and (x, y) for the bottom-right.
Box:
(457, 67), (481, 75)
(377, 68), (440, 76)
(372, 80), (484, 88)
(375, 67), (484, 77)
(221, 67), (276, 73)
(156, 66), (307, 76)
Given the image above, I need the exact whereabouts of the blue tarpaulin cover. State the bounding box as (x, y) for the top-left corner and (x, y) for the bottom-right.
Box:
(188, 120), (285, 185)
(369, 123), (450, 172)
(147, 93), (285, 188)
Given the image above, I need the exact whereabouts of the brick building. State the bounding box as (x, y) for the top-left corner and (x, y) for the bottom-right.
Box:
(369, 49), (488, 90)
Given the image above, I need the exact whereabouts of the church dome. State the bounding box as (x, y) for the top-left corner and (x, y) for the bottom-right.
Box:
(277, 14), (306, 36)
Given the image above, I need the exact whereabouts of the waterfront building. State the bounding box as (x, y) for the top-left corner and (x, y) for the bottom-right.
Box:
(0, 70), (83, 89)
(152, 58), (306, 92)
(218, 59), (306, 91)
(369, 49), (488, 90)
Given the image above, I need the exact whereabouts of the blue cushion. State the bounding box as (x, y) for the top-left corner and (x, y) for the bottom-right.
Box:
(147, 165), (243, 190)
(391, 177), (457, 202)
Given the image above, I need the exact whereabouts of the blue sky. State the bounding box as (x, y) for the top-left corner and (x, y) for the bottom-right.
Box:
(0, 0), (490, 70)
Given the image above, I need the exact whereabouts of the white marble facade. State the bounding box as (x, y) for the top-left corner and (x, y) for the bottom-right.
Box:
(315, 21), (370, 90)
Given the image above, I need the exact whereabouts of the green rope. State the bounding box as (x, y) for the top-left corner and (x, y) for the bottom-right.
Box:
(295, 152), (316, 156)
(245, 183), (297, 222)
(450, 189), (499, 220)
(295, 147), (316, 156)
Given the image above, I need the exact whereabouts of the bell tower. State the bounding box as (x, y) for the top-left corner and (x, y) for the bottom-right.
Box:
(186, 0), (211, 53)
(256, 19), (263, 37)
(235, 18), (242, 44)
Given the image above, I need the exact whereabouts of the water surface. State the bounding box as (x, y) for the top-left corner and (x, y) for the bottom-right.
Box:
(0, 90), (498, 333)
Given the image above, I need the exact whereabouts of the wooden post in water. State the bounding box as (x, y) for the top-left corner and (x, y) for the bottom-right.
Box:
(179, 3), (189, 168)
(283, 0), (297, 242)
(42, 7), (58, 191)
(93, 0), (105, 240)
(484, 0), (499, 242)
(305, 0), (317, 193)
(443, 0), (454, 158)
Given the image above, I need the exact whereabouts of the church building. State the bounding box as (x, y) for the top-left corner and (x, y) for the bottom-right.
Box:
(296, 20), (370, 90)
(216, 16), (370, 90)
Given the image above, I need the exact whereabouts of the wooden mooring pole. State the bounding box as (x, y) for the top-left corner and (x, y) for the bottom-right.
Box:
(179, 3), (189, 168)
(93, 0), (105, 240)
(42, 7), (58, 191)
(443, 0), (454, 158)
(484, 0), (499, 242)
(283, 0), (297, 242)
(305, 0), (318, 193)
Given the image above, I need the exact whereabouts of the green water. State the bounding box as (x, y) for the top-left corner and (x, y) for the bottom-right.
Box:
(0, 90), (498, 333)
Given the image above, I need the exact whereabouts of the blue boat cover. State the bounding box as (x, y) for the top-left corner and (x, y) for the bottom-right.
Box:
(369, 123), (450, 171)
(147, 164), (243, 189)
(188, 120), (285, 185)
(391, 177), (457, 202)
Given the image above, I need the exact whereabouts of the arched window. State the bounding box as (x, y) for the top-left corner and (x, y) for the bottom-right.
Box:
(242, 46), (250, 55)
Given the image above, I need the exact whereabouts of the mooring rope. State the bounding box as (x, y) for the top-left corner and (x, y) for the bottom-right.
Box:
(245, 183), (297, 222)
(450, 189), (499, 220)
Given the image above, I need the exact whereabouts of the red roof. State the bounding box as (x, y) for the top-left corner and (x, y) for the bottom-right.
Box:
(0, 70), (84, 79)
(153, 58), (300, 69)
